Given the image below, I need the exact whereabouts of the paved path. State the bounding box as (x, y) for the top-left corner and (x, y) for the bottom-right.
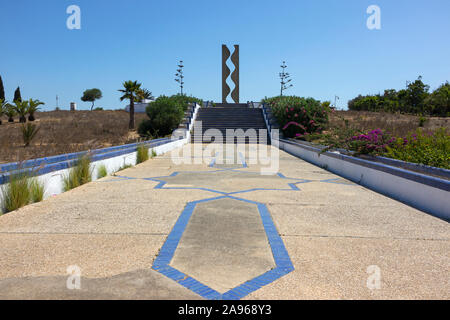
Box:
(0, 144), (448, 299)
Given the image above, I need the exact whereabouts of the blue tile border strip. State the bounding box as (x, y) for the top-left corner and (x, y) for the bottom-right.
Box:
(0, 138), (170, 174)
(131, 169), (314, 195)
(0, 138), (175, 185)
(151, 195), (294, 300)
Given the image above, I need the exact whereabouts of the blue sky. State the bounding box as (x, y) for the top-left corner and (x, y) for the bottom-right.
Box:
(0, 0), (449, 111)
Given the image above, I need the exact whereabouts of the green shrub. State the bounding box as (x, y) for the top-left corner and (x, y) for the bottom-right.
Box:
(169, 94), (202, 111)
(138, 95), (184, 137)
(138, 120), (155, 139)
(97, 164), (108, 179)
(30, 178), (45, 203)
(1, 172), (31, 213)
(151, 149), (157, 158)
(63, 155), (92, 191)
(263, 96), (331, 138)
(418, 116), (427, 127)
(384, 128), (450, 169)
(1, 171), (46, 213)
(136, 144), (149, 164)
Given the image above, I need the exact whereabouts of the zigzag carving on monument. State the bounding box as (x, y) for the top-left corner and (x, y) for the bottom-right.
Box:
(230, 45), (240, 103)
(222, 45), (231, 103)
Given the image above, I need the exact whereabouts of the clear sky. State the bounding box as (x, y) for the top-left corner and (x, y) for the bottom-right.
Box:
(1, 0), (449, 111)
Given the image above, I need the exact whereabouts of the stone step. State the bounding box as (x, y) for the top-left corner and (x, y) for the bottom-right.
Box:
(191, 106), (269, 144)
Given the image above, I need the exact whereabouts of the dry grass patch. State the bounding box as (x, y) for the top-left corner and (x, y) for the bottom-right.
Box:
(0, 110), (147, 163)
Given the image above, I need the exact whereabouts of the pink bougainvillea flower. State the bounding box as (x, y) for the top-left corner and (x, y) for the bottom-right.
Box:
(295, 113), (298, 117)
(283, 121), (307, 131)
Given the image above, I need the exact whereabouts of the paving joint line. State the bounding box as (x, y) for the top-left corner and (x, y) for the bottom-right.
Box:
(281, 234), (450, 241)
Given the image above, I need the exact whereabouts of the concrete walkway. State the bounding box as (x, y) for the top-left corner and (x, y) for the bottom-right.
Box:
(0, 144), (448, 299)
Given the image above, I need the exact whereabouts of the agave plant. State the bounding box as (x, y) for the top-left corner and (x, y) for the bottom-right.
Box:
(13, 100), (29, 123)
(5, 104), (16, 122)
(0, 99), (6, 125)
(27, 99), (44, 121)
(21, 122), (40, 147)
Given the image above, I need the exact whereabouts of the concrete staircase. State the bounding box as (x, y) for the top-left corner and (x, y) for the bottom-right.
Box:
(191, 103), (269, 144)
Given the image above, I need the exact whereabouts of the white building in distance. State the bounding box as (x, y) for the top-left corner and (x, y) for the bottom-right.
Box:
(125, 99), (154, 113)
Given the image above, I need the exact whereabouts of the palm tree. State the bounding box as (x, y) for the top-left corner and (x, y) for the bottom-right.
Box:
(119, 80), (142, 130)
(0, 99), (7, 125)
(28, 99), (45, 121)
(136, 88), (154, 102)
(13, 100), (29, 123)
(5, 104), (16, 122)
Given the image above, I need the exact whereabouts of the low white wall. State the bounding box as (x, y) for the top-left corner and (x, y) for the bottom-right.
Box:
(279, 139), (450, 221)
(185, 103), (201, 142)
(0, 138), (187, 211)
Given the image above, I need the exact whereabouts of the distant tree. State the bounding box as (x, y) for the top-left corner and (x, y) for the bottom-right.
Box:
(0, 76), (5, 101)
(13, 100), (29, 123)
(81, 88), (103, 111)
(279, 61), (293, 96)
(14, 87), (22, 102)
(425, 82), (450, 116)
(380, 89), (400, 113)
(119, 81), (142, 130)
(402, 76), (430, 114)
(346, 77), (446, 116)
(175, 60), (185, 95)
(27, 99), (45, 121)
(348, 95), (363, 111)
(136, 88), (154, 102)
(5, 104), (16, 122)
(0, 99), (7, 125)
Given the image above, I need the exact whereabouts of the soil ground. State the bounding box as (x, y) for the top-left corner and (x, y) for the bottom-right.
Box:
(0, 110), (148, 164)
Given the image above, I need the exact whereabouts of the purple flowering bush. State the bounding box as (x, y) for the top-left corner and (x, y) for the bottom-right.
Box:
(348, 128), (394, 155)
(313, 125), (449, 169)
(347, 128), (450, 169)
